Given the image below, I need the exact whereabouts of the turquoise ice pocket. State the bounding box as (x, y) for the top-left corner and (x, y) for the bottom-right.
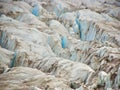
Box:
(61, 36), (68, 48)
(32, 4), (39, 16)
